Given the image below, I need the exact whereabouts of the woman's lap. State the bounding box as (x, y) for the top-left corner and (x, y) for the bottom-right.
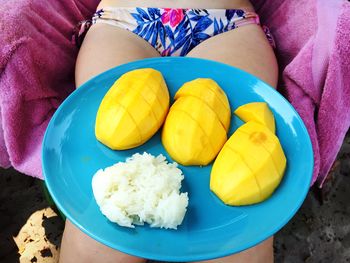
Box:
(70, 20), (276, 263)
(75, 22), (277, 88)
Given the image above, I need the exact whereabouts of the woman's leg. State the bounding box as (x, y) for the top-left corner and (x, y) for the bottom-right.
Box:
(187, 24), (278, 88)
(59, 23), (159, 263)
(192, 237), (274, 263)
(60, 221), (147, 263)
(75, 23), (160, 87)
(187, 23), (278, 263)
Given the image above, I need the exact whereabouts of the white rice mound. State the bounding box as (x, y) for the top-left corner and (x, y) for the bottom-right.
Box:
(92, 152), (189, 229)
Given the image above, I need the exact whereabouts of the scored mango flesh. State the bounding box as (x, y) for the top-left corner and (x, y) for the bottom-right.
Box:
(162, 78), (230, 165)
(95, 68), (169, 150)
(162, 97), (227, 165)
(174, 78), (231, 130)
(210, 121), (286, 206)
(234, 102), (275, 133)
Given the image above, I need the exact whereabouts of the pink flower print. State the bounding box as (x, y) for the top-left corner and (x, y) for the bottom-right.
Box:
(161, 47), (171, 57)
(161, 9), (185, 28)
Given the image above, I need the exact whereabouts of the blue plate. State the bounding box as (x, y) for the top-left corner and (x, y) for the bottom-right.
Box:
(43, 57), (313, 262)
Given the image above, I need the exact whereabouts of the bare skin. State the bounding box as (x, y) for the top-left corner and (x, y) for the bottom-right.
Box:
(60, 0), (278, 262)
(75, 23), (161, 88)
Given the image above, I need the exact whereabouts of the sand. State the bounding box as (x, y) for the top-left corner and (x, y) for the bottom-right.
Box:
(0, 132), (349, 263)
(0, 169), (63, 263)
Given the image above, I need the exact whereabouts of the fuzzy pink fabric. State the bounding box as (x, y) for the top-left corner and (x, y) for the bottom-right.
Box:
(254, 0), (350, 186)
(0, 0), (349, 187)
(0, 0), (99, 177)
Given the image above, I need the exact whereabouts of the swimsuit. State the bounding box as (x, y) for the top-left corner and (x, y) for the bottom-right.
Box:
(73, 7), (275, 56)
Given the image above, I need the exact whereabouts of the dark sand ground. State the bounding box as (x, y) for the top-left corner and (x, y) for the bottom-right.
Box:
(0, 133), (349, 263)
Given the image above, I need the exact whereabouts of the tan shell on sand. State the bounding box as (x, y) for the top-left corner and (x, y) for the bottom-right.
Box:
(13, 208), (61, 263)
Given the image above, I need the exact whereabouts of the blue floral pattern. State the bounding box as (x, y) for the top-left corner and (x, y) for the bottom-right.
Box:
(130, 8), (254, 56)
(90, 8), (263, 56)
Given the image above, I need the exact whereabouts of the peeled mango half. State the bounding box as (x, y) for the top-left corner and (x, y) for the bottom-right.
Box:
(174, 78), (231, 130)
(210, 104), (286, 206)
(162, 78), (230, 165)
(95, 68), (170, 150)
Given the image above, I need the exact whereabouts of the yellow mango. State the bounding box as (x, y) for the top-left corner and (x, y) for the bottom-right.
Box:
(162, 109), (215, 165)
(210, 147), (262, 205)
(210, 121), (286, 206)
(238, 122), (286, 176)
(174, 78), (231, 131)
(234, 102), (275, 133)
(95, 103), (142, 150)
(226, 131), (280, 200)
(95, 68), (169, 150)
(162, 96), (227, 165)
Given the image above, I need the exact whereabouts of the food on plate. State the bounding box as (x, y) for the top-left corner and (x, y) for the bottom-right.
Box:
(95, 68), (170, 150)
(92, 152), (188, 229)
(162, 79), (229, 166)
(174, 78), (231, 130)
(234, 102), (275, 133)
(210, 121), (286, 206)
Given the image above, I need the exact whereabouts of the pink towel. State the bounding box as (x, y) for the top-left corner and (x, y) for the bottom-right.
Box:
(0, 0), (349, 187)
(0, 0), (99, 176)
(254, 0), (350, 186)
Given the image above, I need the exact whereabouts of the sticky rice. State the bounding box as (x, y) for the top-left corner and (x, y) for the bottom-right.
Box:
(92, 152), (188, 229)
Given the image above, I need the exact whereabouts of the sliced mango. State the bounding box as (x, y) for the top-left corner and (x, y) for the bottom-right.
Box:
(95, 68), (169, 150)
(238, 122), (286, 175)
(226, 131), (280, 200)
(171, 97), (227, 154)
(234, 102), (275, 133)
(95, 103), (142, 149)
(162, 109), (215, 165)
(210, 121), (286, 206)
(210, 147), (262, 205)
(174, 78), (231, 131)
(162, 96), (227, 165)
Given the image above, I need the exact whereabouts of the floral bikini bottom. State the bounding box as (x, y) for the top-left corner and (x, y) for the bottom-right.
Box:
(74, 7), (275, 56)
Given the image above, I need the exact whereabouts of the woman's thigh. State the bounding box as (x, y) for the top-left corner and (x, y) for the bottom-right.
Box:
(75, 23), (160, 87)
(186, 24), (278, 88)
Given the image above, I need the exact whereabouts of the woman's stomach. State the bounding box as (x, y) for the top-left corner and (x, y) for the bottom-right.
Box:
(97, 0), (254, 11)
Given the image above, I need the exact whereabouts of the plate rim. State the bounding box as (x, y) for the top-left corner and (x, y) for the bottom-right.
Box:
(42, 57), (314, 262)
